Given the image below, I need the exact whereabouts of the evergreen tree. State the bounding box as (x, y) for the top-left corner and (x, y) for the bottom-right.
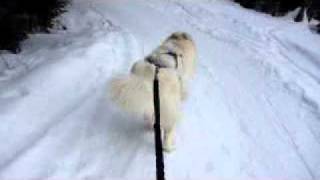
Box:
(0, 0), (68, 53)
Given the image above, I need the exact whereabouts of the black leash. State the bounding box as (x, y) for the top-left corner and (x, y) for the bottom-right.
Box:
(153, 67), (165, 180)
(151, 50), (180, 180)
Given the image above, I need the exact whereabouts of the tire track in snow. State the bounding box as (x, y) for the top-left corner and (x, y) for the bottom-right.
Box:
(263, 96), (317, 180)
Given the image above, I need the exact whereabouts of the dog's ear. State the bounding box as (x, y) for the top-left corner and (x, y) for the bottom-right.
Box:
(168, 32), (180, 40)
(145, 54), (159, 65)
(180, 32), (190, 40)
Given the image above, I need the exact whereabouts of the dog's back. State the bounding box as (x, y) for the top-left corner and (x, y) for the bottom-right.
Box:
(109, 61), (153, 114)
(109, 61), (182, 124)
(157, 68), (182, 129)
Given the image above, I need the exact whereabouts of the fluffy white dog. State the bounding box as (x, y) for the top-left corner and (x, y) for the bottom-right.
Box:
(108, 32), (196, 152)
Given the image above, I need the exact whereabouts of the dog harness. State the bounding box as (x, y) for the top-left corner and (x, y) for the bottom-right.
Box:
(146, 50), (180, 69)
(164, 51), (179, 69)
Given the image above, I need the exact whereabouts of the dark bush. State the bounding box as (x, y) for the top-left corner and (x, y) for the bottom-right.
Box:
(0, 0), (68, 53)
(308, 0), (320, 20)
(234, 0), (320, 21)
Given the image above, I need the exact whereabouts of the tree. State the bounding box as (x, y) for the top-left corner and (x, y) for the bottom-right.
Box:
(0, 0), (68, 52)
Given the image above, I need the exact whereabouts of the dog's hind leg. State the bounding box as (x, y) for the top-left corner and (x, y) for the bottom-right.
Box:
(180, 79), (188, 101)
(144, 112), (154, 131)
(163, 126), (176, 152)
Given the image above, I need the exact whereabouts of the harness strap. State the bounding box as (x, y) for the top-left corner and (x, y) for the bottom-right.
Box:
(146, 50), (180, 70)
(164, 51), (179, 69)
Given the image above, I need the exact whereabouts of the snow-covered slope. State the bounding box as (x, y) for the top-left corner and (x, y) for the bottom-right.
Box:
(0, 0), (320, 179)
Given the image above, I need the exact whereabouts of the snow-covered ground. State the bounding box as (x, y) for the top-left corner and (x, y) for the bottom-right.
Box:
(1, 0), (320, 179)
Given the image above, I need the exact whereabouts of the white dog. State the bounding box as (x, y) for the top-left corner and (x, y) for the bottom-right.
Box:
(108, 32), (196, 152)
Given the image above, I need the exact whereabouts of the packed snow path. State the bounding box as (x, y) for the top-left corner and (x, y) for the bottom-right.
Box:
(0, 0), (320, 179)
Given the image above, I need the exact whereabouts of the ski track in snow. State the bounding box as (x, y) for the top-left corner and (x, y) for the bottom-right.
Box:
(0, 0), (320, 179)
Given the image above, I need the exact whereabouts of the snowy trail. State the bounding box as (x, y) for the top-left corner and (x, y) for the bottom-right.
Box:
(0, 0), (320, 179)
(101, 1), (320, 179)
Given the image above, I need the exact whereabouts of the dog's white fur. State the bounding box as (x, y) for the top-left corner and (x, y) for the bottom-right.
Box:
(147, 32), (197, 100)
(108, 32), (196, 152)
(110, 60), (182, 151)
(148, 32), (197, 80)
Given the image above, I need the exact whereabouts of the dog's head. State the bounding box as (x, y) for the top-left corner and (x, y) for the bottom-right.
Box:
(164, 32), (195, 57)
(166, 32), (193, 42)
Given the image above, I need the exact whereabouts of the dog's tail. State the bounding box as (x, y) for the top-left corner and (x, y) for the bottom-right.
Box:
(108, 74), (154, 115)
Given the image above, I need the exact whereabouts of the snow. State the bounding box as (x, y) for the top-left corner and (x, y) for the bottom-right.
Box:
(0, 0), (320, 179)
